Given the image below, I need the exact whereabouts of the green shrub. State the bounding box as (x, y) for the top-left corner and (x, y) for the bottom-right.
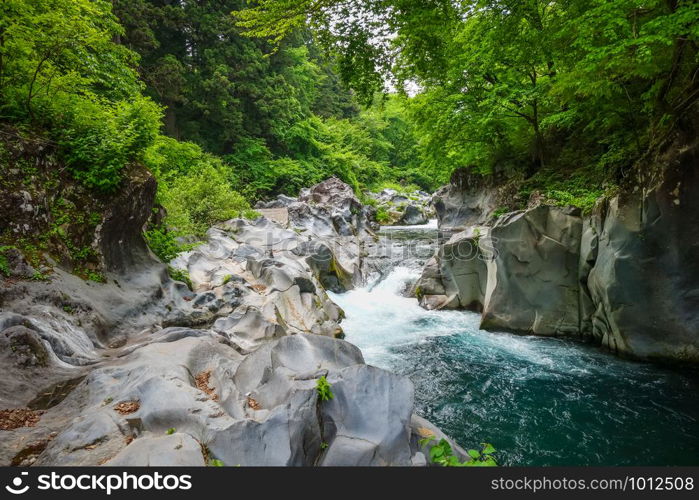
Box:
(0, 246), (12, 277)
(375, 206), (392, 224)
(316, 376), (334, 402)
(167, 266), (193, 290)
(492, 207), (509, 218)
(158, 164), (252, 237)
(419, 437), (497, 467)
(144, 226), (186, 263)
(59, 96), (162, 192)
(545, 188), (602, 214)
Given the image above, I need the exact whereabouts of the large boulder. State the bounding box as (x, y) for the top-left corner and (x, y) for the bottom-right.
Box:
(398, 204), (428, 226)
(365, 189), (433, 227)
(320, 364), (414, 466)
(584, 144), (699, 361)
(433, 168), (503, 231)
(11, 330), (452, 467)
(414, 227), (489, 311)
(480, 205), (583, 336)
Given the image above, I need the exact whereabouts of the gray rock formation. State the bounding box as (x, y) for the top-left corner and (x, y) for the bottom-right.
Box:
(418, 144), (699, 362)
(433, 168), (504, 231)
(399, 204), (428, 226)
(1, 176), (466, 466)
(481, 206), (583, 336)
(366, 188), (433, 226)
(414, 227), (490, 311)
(583, 144), (699, 361)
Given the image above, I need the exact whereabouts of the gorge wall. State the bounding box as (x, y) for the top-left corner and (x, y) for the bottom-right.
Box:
(417, 140), (699, 363)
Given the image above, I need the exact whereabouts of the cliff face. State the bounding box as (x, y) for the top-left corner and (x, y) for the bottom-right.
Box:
(432, 168), (515, 231)
(583, 142), (699, 361)
(0, 129), (158, 277)
(418, 139), (699, 363)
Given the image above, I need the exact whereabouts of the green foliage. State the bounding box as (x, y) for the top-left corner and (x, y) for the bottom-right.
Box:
(466, 443), (498, 467)
(420, 437), (498, 467)
(86, 271), (106, 284)
(59, 97), (162, 192)
(144, 226), (185, 263)
(159, 165), (252, 238)
(235, 0), (699, 190)
(167, 267), (193, 291)
(316, 376), (334, 402)
(0, 246), (12, 277)
(375, 206), (392, 225)
(166, 428), (176, 435)
(0, 0), (162, 192)
(209, 459), (225, 467)
(493, 207), (509, 218)
(146, 137), (254, 239)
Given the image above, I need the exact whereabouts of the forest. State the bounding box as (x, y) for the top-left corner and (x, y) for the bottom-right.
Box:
(0, 0), (697, 253)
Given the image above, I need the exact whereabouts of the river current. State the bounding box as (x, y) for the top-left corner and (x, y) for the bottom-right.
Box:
(328, 223), (699, 466)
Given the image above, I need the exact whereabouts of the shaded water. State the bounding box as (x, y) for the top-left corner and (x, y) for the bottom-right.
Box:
(329, 225), (699, 466)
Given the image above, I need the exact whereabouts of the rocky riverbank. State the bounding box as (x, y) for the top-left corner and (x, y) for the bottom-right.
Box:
(415, 139), (699, 364)
(0, 177), (466, 466)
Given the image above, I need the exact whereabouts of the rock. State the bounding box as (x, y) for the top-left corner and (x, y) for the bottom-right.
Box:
(480, 205), (582, 335)
(0, 166), (469, 467)
(0, 326), (49, 368)
(98, 164), (159, 273)
(433, 167), (502, 231)
(365, 188), (434, 227)
(440, 228), (489, 311)
(299, 177), (360, 211)
(0, 324), (80, 408)
(398, 204), (428, 225)
(320, 364), (414, 466)
(255, 194), (297, 209)
(414, 228), (489, 311)
(409, 414), (469, 465)
(584, 144), (699, 361)
(1, 248), (36, 278)
(105, 433), (205, 466)
(213, 307), (285, 351)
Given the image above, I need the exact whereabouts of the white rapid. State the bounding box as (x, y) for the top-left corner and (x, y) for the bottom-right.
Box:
(328, 223), (699, 467)
(329, 265), (472, 366)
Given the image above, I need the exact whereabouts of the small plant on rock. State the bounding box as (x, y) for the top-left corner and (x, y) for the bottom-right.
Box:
(209, 459), (225, 467)
(419, 436), (497, 467)
(316, 376), (334, 402)
(466, 442), (497, 466)
(167, 266), (193, 290)
(166, 427), (176, 435)
(0, 246), (12, 277)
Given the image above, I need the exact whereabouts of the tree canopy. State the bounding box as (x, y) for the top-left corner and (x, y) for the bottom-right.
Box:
(1, 0), (697, 261)
(236, 0), (699, 190)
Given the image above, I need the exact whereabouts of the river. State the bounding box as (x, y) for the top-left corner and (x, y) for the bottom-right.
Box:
(328, 222), (699, 466)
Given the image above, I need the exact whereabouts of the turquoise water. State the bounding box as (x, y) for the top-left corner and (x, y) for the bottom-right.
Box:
(329, 265), (699, 466)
